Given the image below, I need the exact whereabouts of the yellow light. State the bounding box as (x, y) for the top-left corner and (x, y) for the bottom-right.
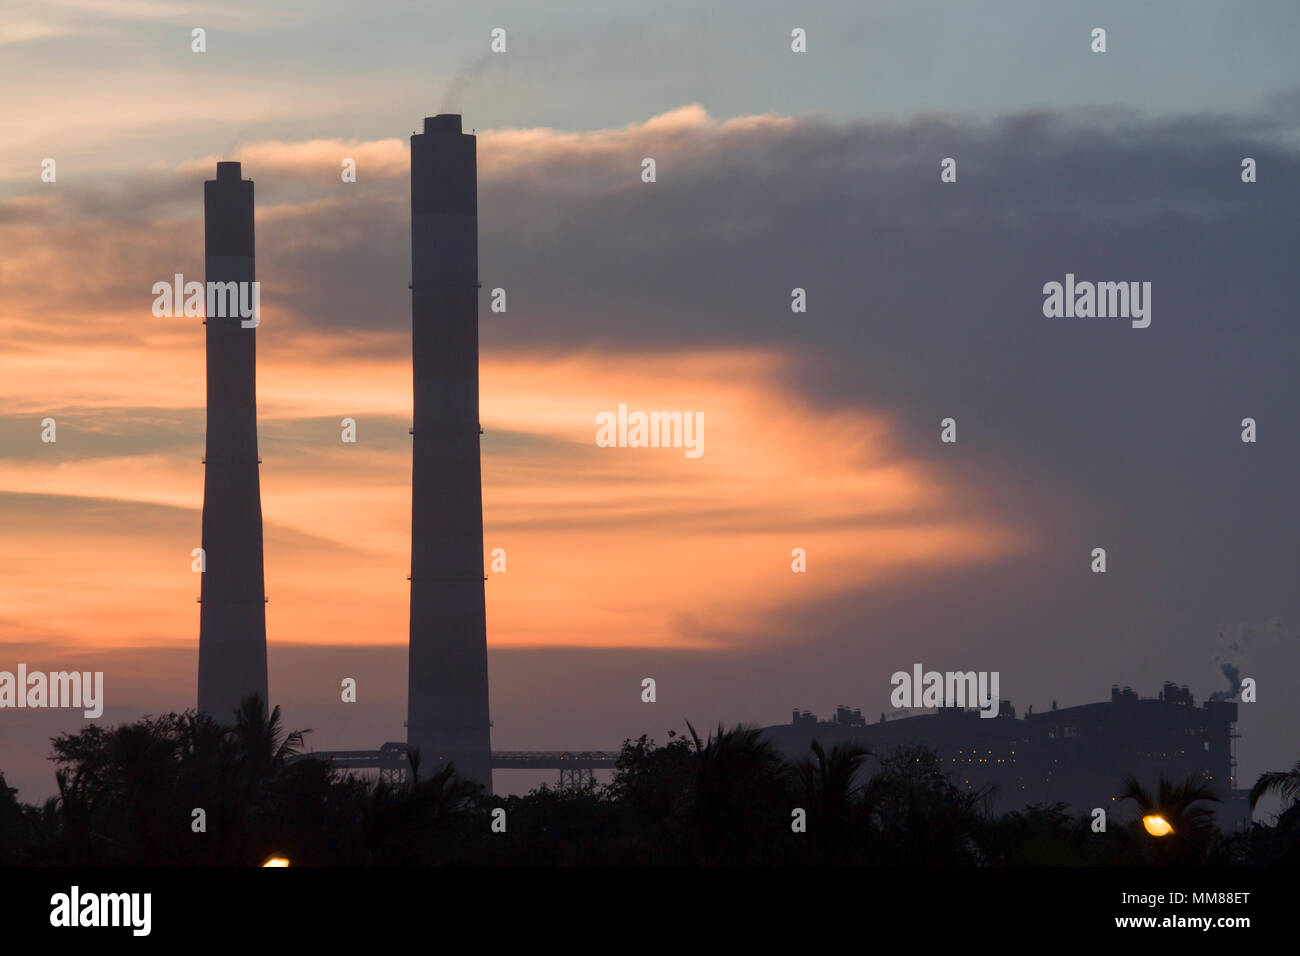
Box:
(262, 856), (290, 867)
(1142, 815), (1174, 837)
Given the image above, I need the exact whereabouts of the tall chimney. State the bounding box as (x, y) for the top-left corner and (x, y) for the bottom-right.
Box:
(197, 161), (269, 720)
(406, 114), (493, 788)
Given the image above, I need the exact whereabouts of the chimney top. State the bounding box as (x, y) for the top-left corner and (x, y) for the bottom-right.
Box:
(423, 114), (462, 134)
(216, 161), (242, 181)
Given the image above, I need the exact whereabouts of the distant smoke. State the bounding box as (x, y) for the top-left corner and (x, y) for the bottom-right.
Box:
(1211, 662), (1242, 701)
(1210, 619), (1299, 700)
(439, 54), (493, 114)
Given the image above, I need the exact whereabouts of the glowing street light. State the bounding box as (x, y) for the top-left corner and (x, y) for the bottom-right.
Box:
(262, 856), (290, 867)
(1142, 814), (1174, 837)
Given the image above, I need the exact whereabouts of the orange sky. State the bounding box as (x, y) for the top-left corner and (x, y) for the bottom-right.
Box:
(0, 329), (1027, 652)
(0, 111), (1030, 656)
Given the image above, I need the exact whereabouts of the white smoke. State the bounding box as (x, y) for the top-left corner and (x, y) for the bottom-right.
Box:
(439, 54), (494, 114)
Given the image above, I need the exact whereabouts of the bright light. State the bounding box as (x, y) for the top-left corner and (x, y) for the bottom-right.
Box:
(262, 856), (290, 867)
(1142, 815), (1174, 837)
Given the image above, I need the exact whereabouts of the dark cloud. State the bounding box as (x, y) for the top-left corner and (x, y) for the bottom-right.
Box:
(2, 104), (1297, 801)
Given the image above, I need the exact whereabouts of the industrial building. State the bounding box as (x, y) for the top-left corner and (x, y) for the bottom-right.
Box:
(404, 114), (494, 788)
(196, 161), (269, 721)
(192, 132), (1255, 823)
(765, 682), (1249, 828)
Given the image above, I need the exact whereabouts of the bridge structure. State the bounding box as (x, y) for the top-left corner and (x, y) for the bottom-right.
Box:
(292, 743), (620, 790)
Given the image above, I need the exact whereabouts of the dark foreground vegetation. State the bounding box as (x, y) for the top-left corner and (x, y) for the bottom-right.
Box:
(1, 697), (1296, 866)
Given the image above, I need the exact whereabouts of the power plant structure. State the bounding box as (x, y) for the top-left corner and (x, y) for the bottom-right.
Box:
(296, 117), (618, 790)
(295, 116), (615, 790)
(766, 682), (1251, 828)
(196, 161), (269, 721)
(193, 120), (617, 794)
(405, 114), (493, 787)
(193, 125), (1252, 815)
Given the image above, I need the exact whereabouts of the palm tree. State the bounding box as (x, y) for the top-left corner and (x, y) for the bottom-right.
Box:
(227, 694), (309, 795)
(1249, 760), (1300, 824)
(1119, 773), (1221, 862)
(1248, 760), (1300, 855)
(800, 739), (870, 860)
(682, 721), (793, 864)
(362, 761), (481, 864)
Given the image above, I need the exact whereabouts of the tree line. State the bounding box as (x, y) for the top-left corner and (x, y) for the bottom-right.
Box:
(1, 695), (1296, 866)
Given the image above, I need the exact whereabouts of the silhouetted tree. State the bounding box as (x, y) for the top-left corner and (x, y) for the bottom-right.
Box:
(605, 731), (694, 863)
(681, 721), (794, 864)
(228, 695), (307, 795)
(1241, 759), (1300, 863)
(0, 772), (30, 864)
(982, 802), (1120, 866)
(6, 706), (1297, 866)
(871, 745), (991, 865)
(1119, 773), (1221, 864)
(361, 763), (484, 865)
(799, 740), (871, 862)
(1250, 759), (1300, 827)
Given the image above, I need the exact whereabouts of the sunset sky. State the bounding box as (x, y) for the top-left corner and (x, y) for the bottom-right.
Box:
(2, 0), (1298, 801)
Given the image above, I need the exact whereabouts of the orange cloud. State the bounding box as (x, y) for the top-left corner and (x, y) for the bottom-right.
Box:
(166, 104), (798, 185)
(0, 329), (1028, 652)
(0, 106), (1030, 655)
